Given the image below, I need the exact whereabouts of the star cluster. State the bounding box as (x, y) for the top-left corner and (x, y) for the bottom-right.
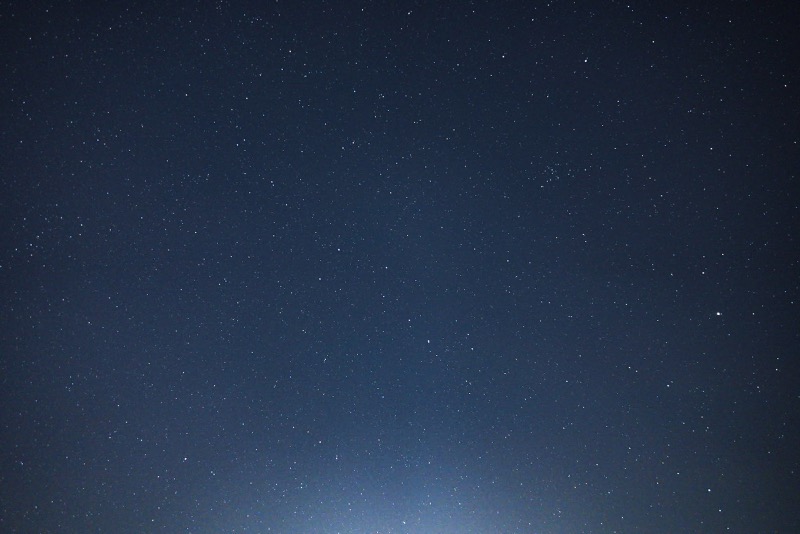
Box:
(2, 2), (798, 532)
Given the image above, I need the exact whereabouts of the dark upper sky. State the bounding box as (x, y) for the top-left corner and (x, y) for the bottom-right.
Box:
(1, 1), (798, 532)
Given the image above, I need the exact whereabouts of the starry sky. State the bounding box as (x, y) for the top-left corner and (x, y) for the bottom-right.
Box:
(1, 1), (799, 532)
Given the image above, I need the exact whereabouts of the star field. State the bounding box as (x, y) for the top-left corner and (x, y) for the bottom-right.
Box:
(1, 1), (799, 532)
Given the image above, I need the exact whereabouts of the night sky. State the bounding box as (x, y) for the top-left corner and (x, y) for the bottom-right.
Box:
(2, 1), (799, 533)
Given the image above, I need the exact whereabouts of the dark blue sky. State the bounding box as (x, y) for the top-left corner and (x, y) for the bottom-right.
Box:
(2, 1), (798, 532)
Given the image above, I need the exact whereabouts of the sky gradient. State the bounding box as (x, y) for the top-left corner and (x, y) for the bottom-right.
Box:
(2, 1), (799, 532)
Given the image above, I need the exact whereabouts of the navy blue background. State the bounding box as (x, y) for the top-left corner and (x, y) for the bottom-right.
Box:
(2, 2), (798, 532)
